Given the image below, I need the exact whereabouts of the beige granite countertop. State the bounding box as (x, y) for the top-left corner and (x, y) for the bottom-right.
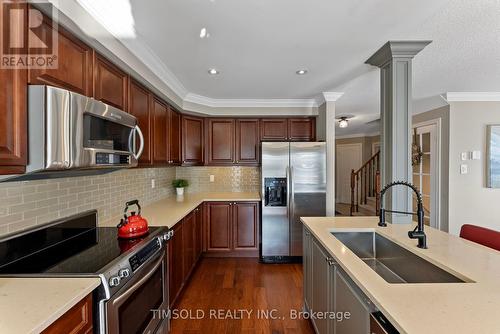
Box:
(0, 277), (100, 334)
(101, 192), (261, 229)
(301, 216), (500, 334)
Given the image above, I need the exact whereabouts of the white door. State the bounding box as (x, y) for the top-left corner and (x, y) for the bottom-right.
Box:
(412, 123), (440, 229)
(336, 143), (363, 204)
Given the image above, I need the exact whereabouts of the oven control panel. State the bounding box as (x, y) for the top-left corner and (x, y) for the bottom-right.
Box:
(129, 237), (161, 272)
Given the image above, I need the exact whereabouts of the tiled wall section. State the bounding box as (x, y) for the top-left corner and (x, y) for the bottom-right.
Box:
(0, 168), (176, 237)
(175, 167), (260, 193)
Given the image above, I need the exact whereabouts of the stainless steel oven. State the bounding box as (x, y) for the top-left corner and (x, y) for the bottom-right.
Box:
(105, 253), (169, 334)
(26, 85), (144, 175)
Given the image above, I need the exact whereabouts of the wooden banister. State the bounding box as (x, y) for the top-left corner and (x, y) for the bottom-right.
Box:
(350, 151), (380, 216)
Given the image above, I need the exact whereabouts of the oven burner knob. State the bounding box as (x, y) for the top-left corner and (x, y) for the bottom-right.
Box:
(109, 276), (121, 287)
(119, 269), (130, 278)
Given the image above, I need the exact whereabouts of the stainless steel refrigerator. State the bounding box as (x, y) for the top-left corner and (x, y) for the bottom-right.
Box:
(260, 142), (326, 263)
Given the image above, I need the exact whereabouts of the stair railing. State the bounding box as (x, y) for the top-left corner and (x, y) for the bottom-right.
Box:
(350, 151), (380, 216)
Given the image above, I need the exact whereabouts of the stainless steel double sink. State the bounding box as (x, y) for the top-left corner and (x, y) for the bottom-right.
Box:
(331, 232), (470, 284)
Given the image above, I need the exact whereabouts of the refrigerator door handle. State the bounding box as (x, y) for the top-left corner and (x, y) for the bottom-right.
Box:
(290, 166), (294, 224)
(286, 166), (291, 221)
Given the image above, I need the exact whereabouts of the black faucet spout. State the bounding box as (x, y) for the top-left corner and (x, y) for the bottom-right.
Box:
(378, 181), (428, 249)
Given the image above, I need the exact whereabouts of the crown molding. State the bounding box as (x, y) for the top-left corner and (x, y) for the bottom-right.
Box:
(443, 92), (500, 102)
(316, 92), (344, 105)
(366, 40), (432, 67)
(183, 93), (319, 108)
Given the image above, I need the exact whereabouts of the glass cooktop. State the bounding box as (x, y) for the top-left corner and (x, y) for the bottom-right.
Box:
(0, 211), (161, 274)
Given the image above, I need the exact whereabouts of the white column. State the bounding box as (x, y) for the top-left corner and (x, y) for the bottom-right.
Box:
(366, 41), (431, 223)
(318, 92), (343, 216)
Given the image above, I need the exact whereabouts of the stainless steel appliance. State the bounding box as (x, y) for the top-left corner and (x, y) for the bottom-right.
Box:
(0, 211), (172, 334)
(261, 142), (326, 263)
(24, 85), (143, 178)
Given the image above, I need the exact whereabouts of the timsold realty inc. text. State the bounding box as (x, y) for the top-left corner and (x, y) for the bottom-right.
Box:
(151, 309), (351, 321)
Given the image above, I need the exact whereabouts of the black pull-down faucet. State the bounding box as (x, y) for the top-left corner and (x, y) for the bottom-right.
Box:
(379, 181), (427, 249)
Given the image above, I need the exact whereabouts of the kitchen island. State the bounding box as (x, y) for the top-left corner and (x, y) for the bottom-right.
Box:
(301, 216), (500, 334)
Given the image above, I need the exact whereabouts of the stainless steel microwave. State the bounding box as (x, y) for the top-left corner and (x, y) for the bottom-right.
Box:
(27, 85), (144, 174)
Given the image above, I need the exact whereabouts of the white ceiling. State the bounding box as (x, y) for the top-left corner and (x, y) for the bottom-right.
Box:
(73, 0), (500, 136)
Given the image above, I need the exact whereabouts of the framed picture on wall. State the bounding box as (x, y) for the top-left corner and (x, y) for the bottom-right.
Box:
(486, 125), (500, 188)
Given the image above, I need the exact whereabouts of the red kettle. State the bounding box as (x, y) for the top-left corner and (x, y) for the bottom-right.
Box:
(117, 200), (149, 239)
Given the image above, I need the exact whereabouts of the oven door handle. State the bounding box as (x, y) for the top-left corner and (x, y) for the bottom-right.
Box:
(112, 253), (163, 305)
(129, 125), (144, 160)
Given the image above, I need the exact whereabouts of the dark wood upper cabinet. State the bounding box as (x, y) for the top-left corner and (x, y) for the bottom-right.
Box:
(288, 118), (316, 141)
(233, 202), (258, 250)
(28, 13), (93, 96)
(260, 118), (288, 141)
(206, 202), (232, 251)
(182, 116), (204, 166)
(206, 118), (235, 165)
(236, 119), (260, 165)
(93, 52), (128, 110)
(168, 107), (182, 165)
(0, 2), (27, 175)
(128, 80), (152, 165)
(152, 97), (169, 164)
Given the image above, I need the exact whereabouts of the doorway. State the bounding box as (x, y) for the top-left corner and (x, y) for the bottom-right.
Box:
(412, 121), (441, 230)
(336, 143), (363, 204)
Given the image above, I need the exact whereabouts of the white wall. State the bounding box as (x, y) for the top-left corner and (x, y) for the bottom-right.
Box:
(448, 101), (500, 235)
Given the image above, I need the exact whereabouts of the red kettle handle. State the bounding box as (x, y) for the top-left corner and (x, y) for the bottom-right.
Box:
(124, 199), (141, 216)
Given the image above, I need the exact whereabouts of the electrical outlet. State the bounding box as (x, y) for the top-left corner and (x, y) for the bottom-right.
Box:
(461, 152), (469, 161)
(460, 164), (468, 175)
(471, 151), (481, 160)
(209, 175), (215, 183)
(151, 179), (156, 189)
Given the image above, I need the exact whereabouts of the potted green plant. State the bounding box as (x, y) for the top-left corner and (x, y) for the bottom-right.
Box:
(172, 179), (189, 196)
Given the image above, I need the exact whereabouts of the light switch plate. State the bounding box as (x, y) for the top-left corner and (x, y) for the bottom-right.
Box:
(471, 151), (481, 160)
(151, 179), (156, 189)
(461, 152), (469, 161)
(460, 164), (468, 174)
(210, 175), (215, 182)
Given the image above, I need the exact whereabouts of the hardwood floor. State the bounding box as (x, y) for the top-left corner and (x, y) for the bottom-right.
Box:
(170, 258), (315, 334)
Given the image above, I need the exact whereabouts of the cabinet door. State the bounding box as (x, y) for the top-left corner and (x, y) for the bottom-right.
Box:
(232, 202), (258, 250)
(206, 118), (235, 165)
(260, 119), (288, 141)
(206, 202), (232, 251)
(169, 222), (183, 306)
(182, 212), (195, 279)
(288, 118), (316, 141)
(152, 97), (168, 164)
(236, 119), (260, 165)
(194, 205), (203, 261)
(42, 294), (92, 334)
(168, 107), (182, 165)
(303, 228), (313, 311)
(128, 80), (152, 165)
(311, 238), (331, 334)
(335, 269), (371, 334)
(0, 2), (27, 174)
(93, 52), (128, 110)
(28, 13), (93, 96)
(182, 116), (204, 165)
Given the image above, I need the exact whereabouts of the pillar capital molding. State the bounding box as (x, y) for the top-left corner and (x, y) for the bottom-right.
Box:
(317, 92), (344, 106)
(365, 41), (432, 68)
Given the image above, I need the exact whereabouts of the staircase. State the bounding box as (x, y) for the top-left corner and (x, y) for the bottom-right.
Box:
(350, 151), (380, 216)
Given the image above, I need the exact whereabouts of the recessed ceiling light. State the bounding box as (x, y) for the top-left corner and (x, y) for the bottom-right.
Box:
(296, 69), (308, 75)
(200, 27), (209, 38)
(208, 68), (219, 75)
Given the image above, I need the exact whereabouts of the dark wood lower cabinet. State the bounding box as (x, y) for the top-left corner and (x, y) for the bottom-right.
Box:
(205, 201), (259, 257)
(168, 201), (259, 305)
(42, 294), (92, 334)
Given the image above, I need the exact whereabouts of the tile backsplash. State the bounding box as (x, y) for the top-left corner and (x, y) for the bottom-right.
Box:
(175, 166), (260, 193)
(0, 166), (261, 237)
(0, 168), (176, 237)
